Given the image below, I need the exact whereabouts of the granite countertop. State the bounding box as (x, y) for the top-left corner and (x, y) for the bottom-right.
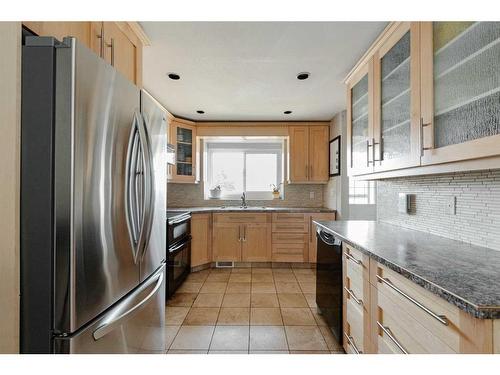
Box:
(314, 220), (500, 319)
(168, 206), (336, 214)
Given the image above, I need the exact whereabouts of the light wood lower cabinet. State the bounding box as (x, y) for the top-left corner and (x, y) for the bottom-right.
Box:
(212, 213), (271, 262)
(241, 222), (272, 262)
(342, 244), (497, 354)
(212, 221), (242, 262)
(343, 244), (372, 354)
(271, 213), (308, 262)
(190, 213), (212, 267)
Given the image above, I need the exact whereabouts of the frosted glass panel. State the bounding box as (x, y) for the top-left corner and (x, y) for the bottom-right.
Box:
(176, 127), (193, 176)
(351, 74), (369, 169)
(433, 22), (500, 147)
(381, 31), (411, 160)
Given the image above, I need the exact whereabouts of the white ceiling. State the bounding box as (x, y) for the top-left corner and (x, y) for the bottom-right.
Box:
(141, 22), (387, 121)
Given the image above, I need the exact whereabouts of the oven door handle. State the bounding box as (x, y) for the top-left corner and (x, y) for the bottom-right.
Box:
(169, 237), (191, 254)
(168, 214), (191, 225)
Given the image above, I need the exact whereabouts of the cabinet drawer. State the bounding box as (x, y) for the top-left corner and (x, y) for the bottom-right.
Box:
(272, 213), (306, 222)
(272, 232), (308, 244)
(214, 213), (268, 223)
(272, 243), (307, 262)
(345, 298), (364, 353)
(377, 289), (455, 353)
(373, 263), (461, 352)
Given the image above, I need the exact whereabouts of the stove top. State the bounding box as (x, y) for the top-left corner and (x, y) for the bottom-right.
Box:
(166, 210), (190, 220)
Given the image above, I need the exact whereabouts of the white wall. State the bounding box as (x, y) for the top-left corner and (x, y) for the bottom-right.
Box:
(0, 22), (21, 353)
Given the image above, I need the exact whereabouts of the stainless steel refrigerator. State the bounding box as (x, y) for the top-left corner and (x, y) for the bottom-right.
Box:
(20, 36), (167, 354)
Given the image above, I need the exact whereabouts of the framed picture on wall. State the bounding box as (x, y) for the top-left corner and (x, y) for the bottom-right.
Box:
(329, 135), (340, 177)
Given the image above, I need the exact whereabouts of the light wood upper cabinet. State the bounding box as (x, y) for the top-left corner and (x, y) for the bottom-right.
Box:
(346, 62), (374, 176)
(346, 21), (500, 178)
(372, 22), (421, 173)
(308, 126), (329, 181)
(169, 120), (197, 183)
(289, 126), (309, 182)
(23, 22), (91, 48)
(24, 21), (146, 86)
(191, 213), (212, 268)
(289, 125), (329, 183)
(420, 21), (500, 166)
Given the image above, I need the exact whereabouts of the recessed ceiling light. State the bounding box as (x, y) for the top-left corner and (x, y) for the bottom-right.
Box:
(297, 72), (310, 80)
(284, 110), (292, 115)
(167, 73), (180, 80)
(196, 110), (205, 114)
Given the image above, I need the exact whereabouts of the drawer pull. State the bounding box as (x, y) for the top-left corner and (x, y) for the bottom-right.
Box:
(344, 251), (362, 265)
(376, 321), (408, 354)
(344, 286), (363, 305)
(376, 275), (448, 326)
(344, 333), (362, 354)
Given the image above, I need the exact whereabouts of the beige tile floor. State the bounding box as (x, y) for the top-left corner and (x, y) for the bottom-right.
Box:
(166, 267), (345, 354)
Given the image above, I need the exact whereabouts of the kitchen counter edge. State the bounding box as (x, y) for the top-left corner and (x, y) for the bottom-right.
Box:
(314, 220), (500, 319)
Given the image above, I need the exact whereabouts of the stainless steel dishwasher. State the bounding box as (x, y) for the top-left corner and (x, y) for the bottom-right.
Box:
(316, 227), (343, 343)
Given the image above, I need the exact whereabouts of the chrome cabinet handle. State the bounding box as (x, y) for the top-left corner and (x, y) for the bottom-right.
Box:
(372, 137), (381, 162)
(420, 117), (433, 156)
(305, 165), (308, 178)
(242, 225), (247, 242)
(344, 333), (362, 354)
(344, 251), (362, 265)
(96, 25), (104, 57)
(366, 140), (372, 166)
(377, 321), (408, 354)
(238, 225), (242, 242)
(376, 275), (448, 325)
(309, 165), (313, 178)
(93, 265), (164, 340)
(344, 286), (363, 305)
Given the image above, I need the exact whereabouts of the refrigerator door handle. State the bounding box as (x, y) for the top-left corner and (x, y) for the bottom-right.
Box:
(125, 113), (142, 263)
(137, 113), (156, 262)
(92, 264), (165, 341)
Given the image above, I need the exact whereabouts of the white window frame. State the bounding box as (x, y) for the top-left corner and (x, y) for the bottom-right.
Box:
(348, 179), (376, 205)
(205, 141), (284, 200)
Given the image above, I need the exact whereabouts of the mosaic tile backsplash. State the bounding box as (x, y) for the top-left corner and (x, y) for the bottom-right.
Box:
(167, 183), (325, 208)
(377, 169), (500, 251)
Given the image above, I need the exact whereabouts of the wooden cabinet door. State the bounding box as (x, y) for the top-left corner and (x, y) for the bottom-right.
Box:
(307, 212), (336, 263)
(289, 126), (309, 182)
(373, 22), (421, 173)
(171, 121), (197, 183)
(308, 126), (329, 182)
(346, 62), (374, 176)
(23, 22), (91, 49)
(241, 222), (271, 262)
(191, 213), (212, 267)
(102, 22), (136, 83)
(90, 22), (103, 57)
(420, 21), (500, 166)
(212, 222), (241, 262)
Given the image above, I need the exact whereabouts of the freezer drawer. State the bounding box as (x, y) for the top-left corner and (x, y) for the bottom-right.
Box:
(54, 264), (166, 354)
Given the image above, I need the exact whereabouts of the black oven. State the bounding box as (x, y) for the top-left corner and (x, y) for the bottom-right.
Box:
(166, 211), (191, 298)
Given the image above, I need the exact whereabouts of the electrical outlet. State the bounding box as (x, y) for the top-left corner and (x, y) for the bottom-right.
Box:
(447, 196), (456, 215)
(309, 191), (315, 199)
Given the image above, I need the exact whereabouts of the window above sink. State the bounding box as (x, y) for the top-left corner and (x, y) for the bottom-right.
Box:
(203, 137), (285, 200)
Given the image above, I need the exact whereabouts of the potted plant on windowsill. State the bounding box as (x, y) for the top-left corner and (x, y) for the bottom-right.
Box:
(270, 183), (282, 199)
(209, 185), (222, 199)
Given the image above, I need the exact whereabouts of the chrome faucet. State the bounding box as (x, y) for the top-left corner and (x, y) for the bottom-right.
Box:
(240, 192), (247, 208)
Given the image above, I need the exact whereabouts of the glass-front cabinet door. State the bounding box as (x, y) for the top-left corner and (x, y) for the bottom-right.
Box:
(170, 120), (197, 183)
(347, 62), (374, 176)
(421, 21), (500, 165)
(373, 22), (421, 172)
